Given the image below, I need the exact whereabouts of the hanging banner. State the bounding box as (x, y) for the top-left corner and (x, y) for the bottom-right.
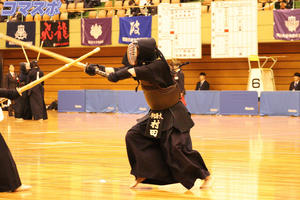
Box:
(81, 18), (112, 46)
(40, 20), (69, 47)
(6, 22), (36, 48)
(119, 16), (152, 44)
(274, 9), (300, 41)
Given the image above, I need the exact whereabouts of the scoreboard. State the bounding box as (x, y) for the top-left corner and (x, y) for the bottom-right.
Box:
(211, 1), (258, 58)
(158, 3), (202, 59)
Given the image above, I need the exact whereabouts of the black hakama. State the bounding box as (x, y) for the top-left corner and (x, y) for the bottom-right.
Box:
(14, 92), (32, 120)
(15, 66), (33, 120)
(125, 102), (210, 189)
(28, 85), (47, 120)
(28, 68), (48, 120)
(0, 89), (22, 192)
(0, 133), (21, 192)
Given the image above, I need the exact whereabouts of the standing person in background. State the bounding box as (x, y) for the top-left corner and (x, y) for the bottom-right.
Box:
(289, 72), (300, 91)
(4, 65), (18, 116)
(171, 60), (186, 106)
(27, 61), (47, 121)
(195, 72), (210, 91)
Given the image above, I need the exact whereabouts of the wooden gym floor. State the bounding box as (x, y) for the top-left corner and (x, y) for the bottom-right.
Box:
(0, 111), (300, 200)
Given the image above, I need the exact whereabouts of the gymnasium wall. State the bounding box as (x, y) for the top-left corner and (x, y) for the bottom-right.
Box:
(1, 10), (300, 104)
(0, 10), (294, 49)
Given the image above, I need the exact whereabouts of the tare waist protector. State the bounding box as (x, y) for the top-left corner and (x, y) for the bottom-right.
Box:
(141, 81), (181, 110)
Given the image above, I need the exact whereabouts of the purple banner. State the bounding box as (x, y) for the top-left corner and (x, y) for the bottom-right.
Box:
(274, 9), (300, 41)
(81, 18), (112, 46)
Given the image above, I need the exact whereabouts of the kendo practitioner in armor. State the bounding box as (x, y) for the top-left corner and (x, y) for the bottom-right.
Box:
(14, 62), (32, 120)
(0, 88), (31, 192)
(27, 61), (48, 120)
(85, 38), (211, 189)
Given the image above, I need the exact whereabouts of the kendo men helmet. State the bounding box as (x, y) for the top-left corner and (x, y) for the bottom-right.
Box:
(127, 38), (158, 66)
(30, 60), (39, 68)
(20, 62), (31, 73)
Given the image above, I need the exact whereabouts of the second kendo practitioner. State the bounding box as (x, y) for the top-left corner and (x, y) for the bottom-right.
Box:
(0, 88), (31, 192)
(85, 38), (211, 189)
(14, 62), (32, 120)
(27, 61), (47, 120)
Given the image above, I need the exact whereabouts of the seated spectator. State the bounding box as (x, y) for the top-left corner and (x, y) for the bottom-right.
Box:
(285, 0), (293, 9)
(275, 0), (293, 9)
(275, 0), (281, 9)
(280, 0), (286, 9)
(0, 2), (7, 22)
(143, 0), (157, 16)
(289, 72), (300, 91)
(85, 0), (101, 8)
(129, 0), (141, 16)
(9, 12), (22, 22)
(66, 0), (75, 4)
(195, 72), (209, 91)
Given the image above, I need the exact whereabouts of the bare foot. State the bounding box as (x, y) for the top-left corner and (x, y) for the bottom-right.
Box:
(130, 177), (146, 188)
(13, 185), (32, 192)
(200, 176), (212, 189)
